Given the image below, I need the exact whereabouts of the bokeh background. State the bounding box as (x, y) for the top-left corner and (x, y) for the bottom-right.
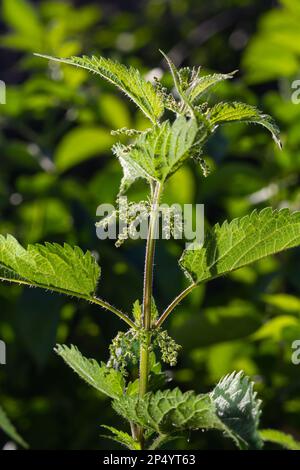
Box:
(1, 0), (300, 450)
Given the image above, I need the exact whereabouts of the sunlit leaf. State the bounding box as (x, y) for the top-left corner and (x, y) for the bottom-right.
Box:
(2, 0), (43, 39)
(243, 3), (300, 83)
(0, 235), (100, 297)
(252, 315), (299, 341)
(0, 405), (28, 448)
(101, 425), (141, 450)
(113, 388), (219, 435)
(262, 293), (300, 314)
(160, 50), (184, 101)
(211, 371), (262, 449)
(260, 429), (300, 450)
(99, 94), (131, 129)
(35, 54), (165, 123)
(113, 116), (198, 192)
(180, 208), (300, 285)
(55, 344), (125, 399)
(18, 198), (72, 242)
(55, 127), (114, 172)
(208, 102), (282, 148)
(187, 72), (236, 103)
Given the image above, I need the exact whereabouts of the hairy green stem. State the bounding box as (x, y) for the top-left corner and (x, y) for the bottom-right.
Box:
(155, 283), (196, 328)
(142, 182), (162, 332)
(137, 181), (162, 447)
(92, 296), (137, 329)
(139, 333), (151, 397)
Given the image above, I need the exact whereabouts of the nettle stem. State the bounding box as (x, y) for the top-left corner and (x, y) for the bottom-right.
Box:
(137, 181), (162, 447)
(155, 283), (196, 328)
(93, 296), (136, 329)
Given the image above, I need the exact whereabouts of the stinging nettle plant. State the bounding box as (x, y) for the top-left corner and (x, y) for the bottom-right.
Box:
(1, 50), (300, 450)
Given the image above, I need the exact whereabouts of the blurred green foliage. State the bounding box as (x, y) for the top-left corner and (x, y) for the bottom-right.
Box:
(0, 0), (300, 450)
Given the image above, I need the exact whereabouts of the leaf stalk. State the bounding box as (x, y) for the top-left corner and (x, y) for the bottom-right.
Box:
(155, 283), (196, 328)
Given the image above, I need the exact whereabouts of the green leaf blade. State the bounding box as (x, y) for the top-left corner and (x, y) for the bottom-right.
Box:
(260, 429), (300, 450)
(101, 425), (141, 450)
(211, 371), (262, 450)
(187, 71), (236, 103)
(0, 235), (100, 297)
(208, 101), (281, 148)
(55, 344), (125, 399)
(35, 54), (164, 123)
(0, 405), (28, 449)
(114, 116), (198, 191)
(160, 50), (182, 98)
(113, 388), (219, 435)
(180, 208), (300, 285)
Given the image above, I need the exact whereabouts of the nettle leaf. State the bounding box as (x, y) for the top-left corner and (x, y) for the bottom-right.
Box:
(260, 429), (300, 450)
(0, 235), (100, 297)
(160, 50), (185, 101)
(211, 371), (262, 450)
(187, 71), (236, 103)
(113, 388), (219, 435)
(208, 101), (282, 148)
(55, 344), (124, 399)
(132, 299), (142, 326)
(0, 404), (28, 449)
(113, 116), (198, 191)
(180, 208), (300, 285)
(36, 54), (164, 124)
(161, 51), (236, 110)
(149, 434), (180, 450)
(101, 425), (141, 450)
